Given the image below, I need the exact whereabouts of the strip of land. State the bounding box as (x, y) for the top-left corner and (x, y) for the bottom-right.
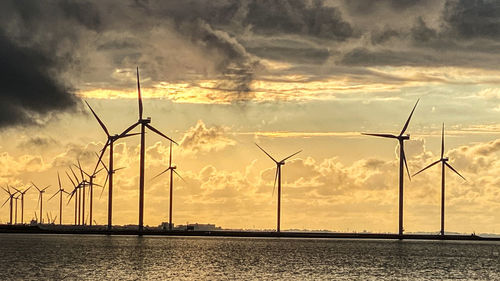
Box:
(1, 225), (499, 241)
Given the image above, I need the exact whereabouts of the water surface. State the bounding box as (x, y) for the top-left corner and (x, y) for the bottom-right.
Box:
(0, 234), (499, 280)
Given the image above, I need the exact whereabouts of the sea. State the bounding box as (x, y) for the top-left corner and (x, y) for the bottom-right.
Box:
(0, 234), (499, 280)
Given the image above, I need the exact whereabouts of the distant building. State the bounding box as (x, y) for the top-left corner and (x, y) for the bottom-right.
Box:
(160, 222), (174, 230)
(174, 223), (222, 231)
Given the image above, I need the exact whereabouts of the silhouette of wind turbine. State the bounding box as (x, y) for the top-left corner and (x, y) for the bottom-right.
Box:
(117, 67), (177, 231)
(362, 99), (419, 236)
(12, 186), (30, 224)
(256, 143), (301, 233)
(76, 164), (104, 227)
(152, 141), (185, 231)
(412, 123), (466, 236)
(66, 171), (81, 225)
(32, 183), (50, 224)
(68, 166), (84, 225)
(1, 186), (18, 224)
(49, 172), (70, 225)
(86, 101), (138, 229)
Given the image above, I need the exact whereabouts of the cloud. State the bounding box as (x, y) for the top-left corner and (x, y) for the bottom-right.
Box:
(17, 136), (59, 150)
(179, 120), (236, 154)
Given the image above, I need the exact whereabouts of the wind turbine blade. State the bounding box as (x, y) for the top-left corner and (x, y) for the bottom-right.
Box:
(137, 67), (143, 120)
(173, 169), (186, 182)
(77, 159), (84, 179)
(102, 172), (109, 190)
(169, 141), (172, 167)
(399, 98), (420, 136)
(42, 185), (50, 192)
(145, 124), (178, 145)
(118, 122), (140, 138)
(255, 143), (278, 163)
(85, 101), (110, 137)
(152, 168), (170, 180)
(11, 187), (21, 194)
(67, 189), (76, 204)
(113, 167), (126, 172)
(401, 149), (411, 181)
(99, 184), (106, 199)
(281, 150), (302, 162)
(1, 186), (9, 194)
(66, 171), (77, 188)
(92, 167), (105, 177)
(95, 151), (109, 173)
(445, 163), (467, 181)
(119, 133), (141, 139)
(362, 133), (398, 139)
(69, 166), (80, 183)
(31, 182), (41, 192)
(412, 159), (441, 177)
(1, 197), (9, 208)
(441, 123), (445, 159)
(57, 172), (62, 190)
(48, 191), (59, 201)
(36, 195), (41, 209)
(272, 167), (279, 197)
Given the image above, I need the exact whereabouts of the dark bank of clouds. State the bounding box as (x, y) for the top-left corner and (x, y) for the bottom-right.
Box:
(2, 0), (500, 126)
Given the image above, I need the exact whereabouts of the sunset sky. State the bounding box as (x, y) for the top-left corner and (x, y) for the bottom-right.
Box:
(0, 0), (499, 234)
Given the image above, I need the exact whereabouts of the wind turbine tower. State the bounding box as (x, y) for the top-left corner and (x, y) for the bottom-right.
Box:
(362, 99), (419, 236)
(413, 123), (466, 235)
(256, 143), (301, 233)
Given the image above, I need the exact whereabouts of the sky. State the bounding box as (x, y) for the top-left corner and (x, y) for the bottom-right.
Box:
(0, 0), (499, 234)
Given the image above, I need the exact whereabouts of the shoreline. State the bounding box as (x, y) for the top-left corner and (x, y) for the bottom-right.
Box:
(1, 225), (499, 241)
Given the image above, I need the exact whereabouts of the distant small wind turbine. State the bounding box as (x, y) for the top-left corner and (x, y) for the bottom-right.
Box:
(32, 183), (50, 224)
(49, 172), (70, 225)
(1, 186), (18, 224)
(256, 143), (301, 233)
(12, 186), (30, 224)
(413, 123), (466, 236)
(66, 171), (81, 225)
(362, 99), (419, 236)
(73, 162), (103, 226)
(152, 141), (185, 231)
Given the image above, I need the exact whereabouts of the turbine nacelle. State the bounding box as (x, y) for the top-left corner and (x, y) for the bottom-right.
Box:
(442, 157), (449, 162)
(139, 117), (152, 124)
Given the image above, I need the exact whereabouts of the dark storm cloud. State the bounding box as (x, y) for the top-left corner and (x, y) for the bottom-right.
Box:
(443, 0), (500, 39)
(0, 0), (103, 128)
(4, 0), (500, 110)
(0, 32), (77, 127)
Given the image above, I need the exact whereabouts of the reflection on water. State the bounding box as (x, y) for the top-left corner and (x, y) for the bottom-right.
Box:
(0, 234), (499, 280)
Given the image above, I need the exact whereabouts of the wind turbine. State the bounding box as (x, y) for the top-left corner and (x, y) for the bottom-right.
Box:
(32, 183), (50, 224)
(86, 101), (137, 229)
(49, 172), (69, 225)
(73, 161), (103, 226)
(1, 186), (17, 224)
(256, 143), (301, 233)
(362, 99), (419, 236)
(12, 186), (30, 224)
(66, 170), (82, 225)
(117, 67), (177, 231)
(413, 123), (466, 236)
(153, 141), (185, 231)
